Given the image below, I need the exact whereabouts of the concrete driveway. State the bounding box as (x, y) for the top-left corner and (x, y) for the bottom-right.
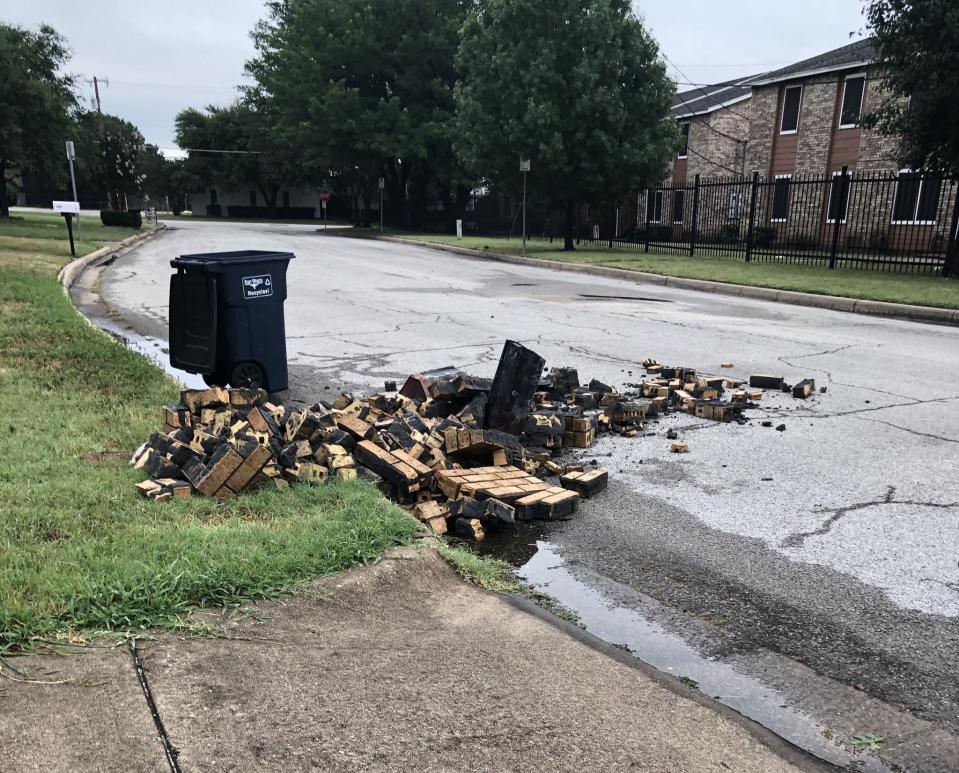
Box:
(94, 219), (959, 768)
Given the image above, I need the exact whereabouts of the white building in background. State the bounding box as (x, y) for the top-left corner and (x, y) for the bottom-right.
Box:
(189, 185), (325, 218)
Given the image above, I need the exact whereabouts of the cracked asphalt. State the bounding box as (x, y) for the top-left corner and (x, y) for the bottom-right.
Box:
(99, 220), (959, 742)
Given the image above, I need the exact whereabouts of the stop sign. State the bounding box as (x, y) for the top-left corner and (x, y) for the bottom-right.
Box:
(319, 191), (332, 202)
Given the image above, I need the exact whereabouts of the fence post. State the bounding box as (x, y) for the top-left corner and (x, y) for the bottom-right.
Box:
(644, 188), (651, 254)
(689, 174), (700, 257)
(828, 165), (849, 270)
(943, 181), (959, 278)
(745, 171), (759, 263)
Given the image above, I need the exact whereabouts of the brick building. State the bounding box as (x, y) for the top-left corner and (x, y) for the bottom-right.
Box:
(742, 38), (953, 252)
(635, 39), (956, 258)
(671, 80), (751, 184)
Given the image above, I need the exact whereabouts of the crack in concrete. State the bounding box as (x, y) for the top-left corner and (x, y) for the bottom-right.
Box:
(919, 578), (959, 595)
(781, 486), (959, 548)
(855, 416), (959, 443)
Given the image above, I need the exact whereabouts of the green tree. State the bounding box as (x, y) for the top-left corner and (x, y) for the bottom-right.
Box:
(142, 145), (194, 214)
(863, 0), (959, 173)
(175, 100), (304, 216)
(73, 112), (147, 210)
(246, 0), (469, 227)
(0, 23), (77, 217)
(454, 0), (677, 249)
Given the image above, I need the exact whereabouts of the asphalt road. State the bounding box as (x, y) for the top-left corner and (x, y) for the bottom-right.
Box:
(97, 219), (959, 764)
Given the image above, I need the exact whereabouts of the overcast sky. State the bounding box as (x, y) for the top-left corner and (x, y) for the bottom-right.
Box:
(6, 1), (868, 149)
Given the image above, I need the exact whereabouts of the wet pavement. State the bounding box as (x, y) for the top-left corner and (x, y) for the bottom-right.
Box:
(92, 219), (959, 770)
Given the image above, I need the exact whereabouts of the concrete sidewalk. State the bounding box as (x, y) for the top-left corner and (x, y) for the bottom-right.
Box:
(2, 548), (824, 772)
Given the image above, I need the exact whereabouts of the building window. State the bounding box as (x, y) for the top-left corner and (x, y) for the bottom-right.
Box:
(282, 191), (290, 208)
(771, 175), (791, 222)
(646, 190), (664, 223)
(839, 75), (866, 128)
(728, 192), (741, 220)
(678, 122), (689, 159)
(891, 171), (941, 224)
(780, 85), (803, 134)
(673, 190), (685, 223)
(826, 170), (851, 224)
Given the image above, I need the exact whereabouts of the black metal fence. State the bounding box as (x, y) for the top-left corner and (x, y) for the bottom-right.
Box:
(602, 169), (959, 276)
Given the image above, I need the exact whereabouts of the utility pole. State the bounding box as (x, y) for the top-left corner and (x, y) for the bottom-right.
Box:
(520, 158), (530, 255)
(85, 76), (109, 113)
(65, 140), (82, 240)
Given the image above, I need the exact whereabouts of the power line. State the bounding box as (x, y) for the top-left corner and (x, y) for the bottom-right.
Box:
(677, 77), (854, 89)
(663, 51), (753, 125)
(685, 144), (742, 176)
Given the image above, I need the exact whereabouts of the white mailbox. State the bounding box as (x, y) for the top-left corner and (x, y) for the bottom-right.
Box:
(53, 200), (80, 214)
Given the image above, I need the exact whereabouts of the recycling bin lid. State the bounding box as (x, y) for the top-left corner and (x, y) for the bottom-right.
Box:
(170, 250), (295, 268)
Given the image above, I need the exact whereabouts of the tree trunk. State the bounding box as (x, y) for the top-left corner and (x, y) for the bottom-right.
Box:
(563, 199), (576, 251)
(0, 173), (9, 218)
(259, 184), (279, 218)
(350, 193), (360, 227)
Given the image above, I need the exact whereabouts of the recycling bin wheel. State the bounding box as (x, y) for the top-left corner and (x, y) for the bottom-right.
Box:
(202, 370), (229, 388)
(230, 361), (265, 389)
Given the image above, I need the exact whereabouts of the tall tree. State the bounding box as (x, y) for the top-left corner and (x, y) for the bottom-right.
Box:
(0, 23), (77, 216)
(73, 112), (147, 210)
(175, 100), (304, 216)
(454, 0), (677, 249)
(863, 0), (959, 173)
(246, 0), (469, 227)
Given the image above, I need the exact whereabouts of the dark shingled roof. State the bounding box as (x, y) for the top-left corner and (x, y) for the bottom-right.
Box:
(747, 38), (878, 85)
(671, 79), (752, 119)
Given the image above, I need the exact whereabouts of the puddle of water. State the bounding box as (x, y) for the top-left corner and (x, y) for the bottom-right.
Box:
(89, 315), (206, 389)
(517, 542), (895, 773)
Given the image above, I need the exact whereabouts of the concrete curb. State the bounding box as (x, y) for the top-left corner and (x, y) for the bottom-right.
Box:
(57, 225), (166, 292)
(502, 592), (837, 773)
(376, 236), (959, 326)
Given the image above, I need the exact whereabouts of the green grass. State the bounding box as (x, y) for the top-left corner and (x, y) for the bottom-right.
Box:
(387, 232), (959, 310)
(1, 211), (151, 244)
(0, 213), (419, 652)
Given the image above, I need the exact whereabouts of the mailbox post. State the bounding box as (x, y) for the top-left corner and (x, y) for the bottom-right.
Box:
(53, 200), (80, 256)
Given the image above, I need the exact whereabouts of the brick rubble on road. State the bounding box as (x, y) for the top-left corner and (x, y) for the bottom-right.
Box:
(132, 340), (815, 539)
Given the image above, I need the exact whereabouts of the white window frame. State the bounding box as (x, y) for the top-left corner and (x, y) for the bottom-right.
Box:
(826, 170), (851, 225)
(770, 174), (792, 223)
(890, 168), (939, 225)
(677, 122), (689, 159)
(838, 73), (866, 129)
(780, 85), (803, 135)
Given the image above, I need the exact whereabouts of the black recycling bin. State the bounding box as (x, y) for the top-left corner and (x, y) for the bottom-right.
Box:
(169, 250), (295, 391)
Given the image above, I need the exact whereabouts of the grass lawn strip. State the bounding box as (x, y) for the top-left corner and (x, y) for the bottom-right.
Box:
(388, 233), (959, 310)
(0, 213), (419, 653)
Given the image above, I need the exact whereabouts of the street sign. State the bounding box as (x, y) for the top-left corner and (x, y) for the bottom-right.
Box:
(519, 159), (531, 172)
(65, 140), (76, 161)
(378, 177), (385, 190)
(319, 190), (332, 202)
(53, 200), (80, 214)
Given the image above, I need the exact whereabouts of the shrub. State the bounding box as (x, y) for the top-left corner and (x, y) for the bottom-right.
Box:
(753, 225), (776, 248)
(206, 203), (222, 217)
(718, 222), (740, 244)
(99, 209), (142, 229)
